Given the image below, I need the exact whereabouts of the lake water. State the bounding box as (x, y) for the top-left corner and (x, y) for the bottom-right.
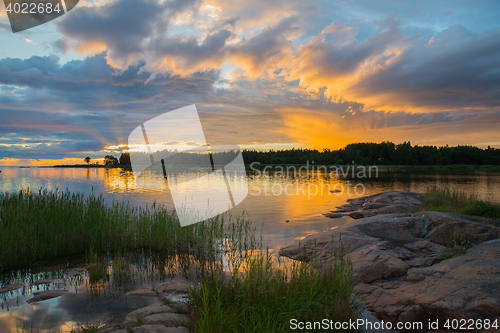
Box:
(1, 166), (500, 332)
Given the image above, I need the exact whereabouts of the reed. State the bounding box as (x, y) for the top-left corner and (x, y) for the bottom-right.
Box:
(86, 246), (109, 282)
(0, 188), (256, 272)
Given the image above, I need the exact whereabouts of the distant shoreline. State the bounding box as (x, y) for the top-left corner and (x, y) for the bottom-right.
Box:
(48, 163), (500, 173)
(53, 164), (132, 169)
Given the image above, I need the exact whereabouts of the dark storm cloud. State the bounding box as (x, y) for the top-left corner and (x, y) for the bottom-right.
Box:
(0, 53), (218, 110)
(0, 53), (221, 159)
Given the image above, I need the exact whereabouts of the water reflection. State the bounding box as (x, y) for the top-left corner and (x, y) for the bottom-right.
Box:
(1, 167), (500, 252)
(0, 251), (245, 332)
(1, 167), (500, 331)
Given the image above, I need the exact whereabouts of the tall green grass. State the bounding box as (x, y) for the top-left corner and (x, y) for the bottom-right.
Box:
(190, 247), (358, 332)
(0, 188), (256, 272)
(420, 187), (500, 219)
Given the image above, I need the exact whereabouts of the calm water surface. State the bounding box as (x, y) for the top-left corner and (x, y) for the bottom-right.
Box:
(1, 166), (499, 332)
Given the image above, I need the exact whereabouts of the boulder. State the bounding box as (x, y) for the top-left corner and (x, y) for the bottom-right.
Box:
(142, 313), (190, 326)
(324, 191), (424, 219)
(123, 303), (173, 327)
(355, 239), (500, 324)
(280, 207), (500, 330)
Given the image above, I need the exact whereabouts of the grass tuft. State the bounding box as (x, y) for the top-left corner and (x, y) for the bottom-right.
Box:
(189, 247), (358, 332)
(420, 187), (500, 219)
(439, 233), (474, 260)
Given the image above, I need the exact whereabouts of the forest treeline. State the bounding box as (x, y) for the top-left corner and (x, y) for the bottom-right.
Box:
(111, 142), (500, 166)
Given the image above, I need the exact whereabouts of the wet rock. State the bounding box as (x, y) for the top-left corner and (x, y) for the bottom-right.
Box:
(0, 283), (24, 294)
(32, 279), (62, 286)
(323, 213), (346, 218)
(324, 191), (424, 219)
(65, 267), (86, 277)
(142, 313), (190, 326)
(27, 290), (68, 303)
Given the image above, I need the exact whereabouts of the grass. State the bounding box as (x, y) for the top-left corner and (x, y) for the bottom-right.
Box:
(70, 325), (99, 333)
(0, 188), (359, 331)
(420, 187), (500, 219)
(189, 247), (358, 333)
(111, 251), (132, 285)
(87, 247), (109, 282)
(439, 233), (474, 260)
(0, 188), (256, 272)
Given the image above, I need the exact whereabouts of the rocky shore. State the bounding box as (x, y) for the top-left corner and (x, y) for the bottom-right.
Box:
(280, 191), (500, 330)
(324, 191), (425, 219)
(98, 282), (193, 333)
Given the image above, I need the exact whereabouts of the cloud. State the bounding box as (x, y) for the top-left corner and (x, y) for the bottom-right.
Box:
(56, 0), (235, 75)
(228, 16), (301, 77)
(278, 106), (500, 150)
(281, 19), (500, 113)
(2, 0), (500, 163)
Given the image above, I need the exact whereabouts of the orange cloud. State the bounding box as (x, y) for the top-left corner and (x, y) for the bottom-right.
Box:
(277, 107), (500, 150)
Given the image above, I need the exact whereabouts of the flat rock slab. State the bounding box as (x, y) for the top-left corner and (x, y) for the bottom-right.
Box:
(142, 313), (190, 326)
(131, 326), (190, 333)
(324, 191), (424, 219)
(32, 279), (62, 286)
(0, 283), (24, 294)
(355, 239), (500, 323)
(124, 303), (172, 326)
(27, 290), (68, 304)
(65, 268), (86, 277)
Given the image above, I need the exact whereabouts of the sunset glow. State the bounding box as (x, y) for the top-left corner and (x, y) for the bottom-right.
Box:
(1, 0), (499, 164)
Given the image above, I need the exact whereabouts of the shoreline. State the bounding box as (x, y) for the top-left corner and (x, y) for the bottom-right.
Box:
(46, 164), (500, 173)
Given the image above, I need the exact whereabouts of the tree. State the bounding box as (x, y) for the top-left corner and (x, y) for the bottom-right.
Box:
(119, 152), (131, 165)
(84, 157), (91, 165)
(104, 155), (119, 165)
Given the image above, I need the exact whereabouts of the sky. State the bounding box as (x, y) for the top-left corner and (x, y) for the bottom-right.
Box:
(0, 0), (500, 165)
